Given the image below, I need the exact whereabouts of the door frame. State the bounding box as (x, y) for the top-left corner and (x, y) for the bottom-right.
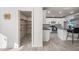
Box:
(18, 8), (34, 47)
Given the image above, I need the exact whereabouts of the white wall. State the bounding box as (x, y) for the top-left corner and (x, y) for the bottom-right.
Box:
(43, 10), (46, 24)
(0, 7), (18, 48)
(32, 7), (43, 47)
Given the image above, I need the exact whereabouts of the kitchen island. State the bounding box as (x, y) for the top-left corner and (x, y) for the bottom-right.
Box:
(43, 24), (51, 41)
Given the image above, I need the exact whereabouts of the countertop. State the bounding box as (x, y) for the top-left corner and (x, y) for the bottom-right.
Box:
(55, 24), (67, 30)
(43, 24), (68, 30)
(43, 24), (50, 30)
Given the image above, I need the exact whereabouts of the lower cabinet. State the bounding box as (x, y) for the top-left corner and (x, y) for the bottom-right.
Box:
(43, 30), (50, 41)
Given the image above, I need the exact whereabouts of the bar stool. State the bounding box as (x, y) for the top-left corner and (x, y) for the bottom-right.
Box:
(66, 27), (79, 44)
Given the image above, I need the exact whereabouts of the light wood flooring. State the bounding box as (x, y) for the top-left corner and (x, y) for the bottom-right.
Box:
(1, 33), (79, 51)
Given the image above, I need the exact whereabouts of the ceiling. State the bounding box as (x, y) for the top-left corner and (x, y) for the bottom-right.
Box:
(43, 7), (79, 18)
(20, 11), (31, 17)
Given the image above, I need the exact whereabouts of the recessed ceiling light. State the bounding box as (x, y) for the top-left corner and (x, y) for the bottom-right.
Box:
(59, 11), (62, 14)
(70, 11), (74, 14)
(47, 11), (50, 13)
(63, 8), (70, 10)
